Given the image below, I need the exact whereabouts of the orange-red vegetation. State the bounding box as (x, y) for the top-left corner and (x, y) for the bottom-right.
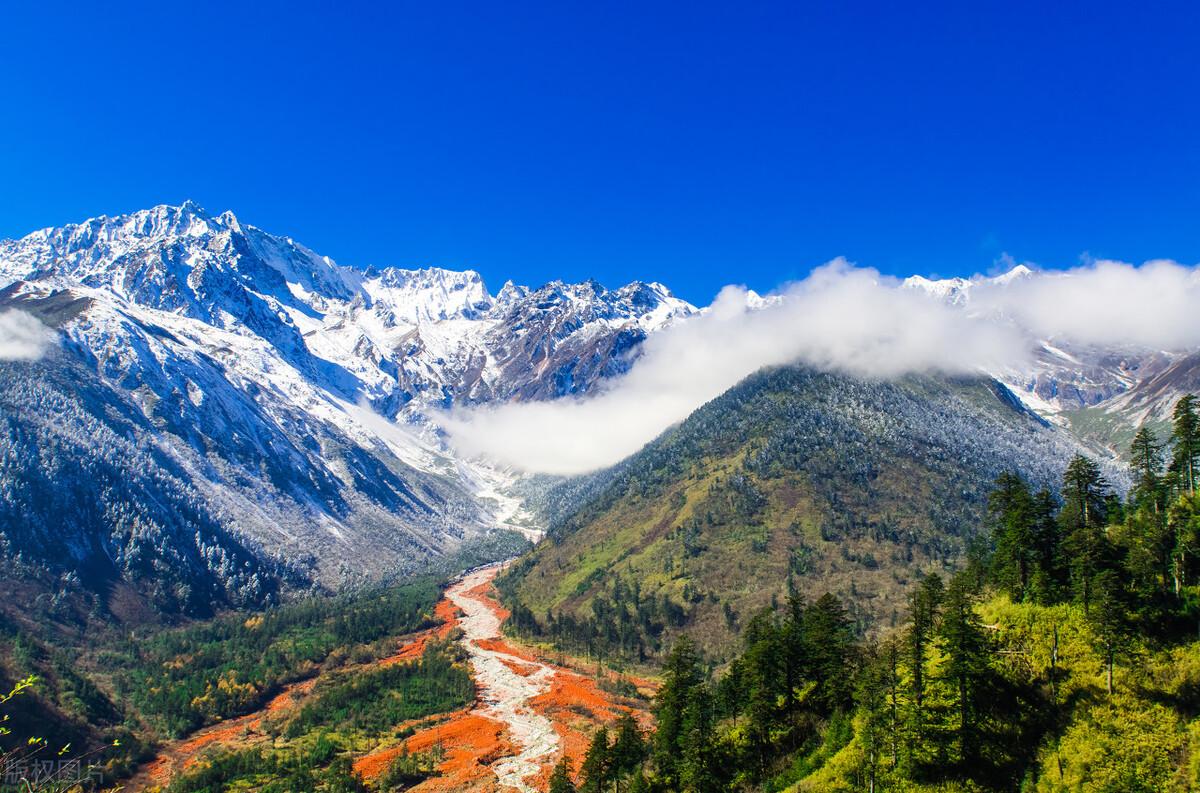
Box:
(356, 712), (516, 792)
(475, 637), (537, 661)
(497, 656), (542, 677)
(380, 599), (462, 666)
(128, 606), (460, 791)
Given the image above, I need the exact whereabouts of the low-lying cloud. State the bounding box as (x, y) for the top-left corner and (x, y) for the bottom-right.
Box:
(442, 258), (1200, 475)
(0, 310), (55, 361)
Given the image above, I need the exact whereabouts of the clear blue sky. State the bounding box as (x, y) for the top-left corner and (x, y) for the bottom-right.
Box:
(3, 1), (1197, 304)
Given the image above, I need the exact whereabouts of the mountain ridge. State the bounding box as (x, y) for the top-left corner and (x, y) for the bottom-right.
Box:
(0, 203), (698, 618)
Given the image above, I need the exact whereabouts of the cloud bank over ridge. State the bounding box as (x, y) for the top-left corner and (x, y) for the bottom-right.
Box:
(443, 258), (1200, 475)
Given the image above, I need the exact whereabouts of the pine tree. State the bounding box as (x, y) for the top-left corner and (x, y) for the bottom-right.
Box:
(715, 655), (746, 725)
(1130, 426), (1166, 509)
(988, 472), (1036, 600)
(609, 711), (646, 790)
(1171, 395), (1199, 495)
(652, 637), (704, 785)
(884, 637), (901, 771)
(904, 573), (943, 771)
(856, 643), (896, 793)
(937, 576), (991, 770)
(1124, 426), (1174, 597)
(1029, 488), (1065, 603)
(1060, 455), (1111, 611)
(580, 727), (610, 793)
(782, 574), (807, 710)
(803, 593), (856, 715)
(1124, 504), (1174, 600)
(1168, 496), (1200, 596)
(549, 757), (578, 793)
(1088, 569), (1130, 696)
(741, 608), (786, 762)
(678, 684), (721, 793)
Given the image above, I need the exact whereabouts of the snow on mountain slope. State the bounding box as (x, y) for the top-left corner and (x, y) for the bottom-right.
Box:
(902, 274), (976, 305)
(361, 266), (493, 324)
(0, 203), (698, 612)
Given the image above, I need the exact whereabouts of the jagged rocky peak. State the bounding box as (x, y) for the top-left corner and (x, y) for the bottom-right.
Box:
(902, 273), (973, 304)
(362, 266), (494, 323)
(121, 199), (219, 237)
(19, 201), (226, 258)
(506, 276), (695, 328)
(993, 263), (1033, 283)
(0, 203), (707, 419)
(611, 280), (695, 328)
(527, 278), (603, 305)
(1, 202), (369, 317)
(492, 280), (530, 313)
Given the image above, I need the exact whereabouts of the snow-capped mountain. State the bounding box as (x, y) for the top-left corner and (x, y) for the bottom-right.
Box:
(0, 203), (695, 411)
(0, 203), (696, 614)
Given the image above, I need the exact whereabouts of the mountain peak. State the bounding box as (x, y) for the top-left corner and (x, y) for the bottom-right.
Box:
(129, 199), (217, 228)
(901, 273), (973, 304)
(903, 264), (1035, 305)
(0, 203), (706, 341)
(362, 266), (493, 323)
(993, 263), (1033, 283)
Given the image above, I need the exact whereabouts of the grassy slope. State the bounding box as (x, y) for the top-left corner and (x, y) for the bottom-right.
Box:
(1062, 405), (1168, 460)
(506, 365), (1082, 657)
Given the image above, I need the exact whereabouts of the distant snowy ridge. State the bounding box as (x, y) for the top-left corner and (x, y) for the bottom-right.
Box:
(0, 201), (698, 414)
(900, 264), (1184, 422)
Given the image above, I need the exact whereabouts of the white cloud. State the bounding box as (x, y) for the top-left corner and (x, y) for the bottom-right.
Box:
(971, 258), (1200, 349)
(0, 310), (55, 361)
(441, 257), (1200, 476)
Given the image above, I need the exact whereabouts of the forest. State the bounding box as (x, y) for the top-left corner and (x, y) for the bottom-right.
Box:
(278, 637), (472, 739)
(159, 639), (469, 793)
(556, 394), (1200, 792)
(0, 578), (449, 791)
(117, 577), (444, 737)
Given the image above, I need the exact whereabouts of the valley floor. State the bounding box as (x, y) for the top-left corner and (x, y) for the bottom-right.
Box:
(130, 564), (651, 793)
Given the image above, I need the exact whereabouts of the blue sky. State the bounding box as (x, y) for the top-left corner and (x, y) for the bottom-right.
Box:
(3, 1), (1197, 305)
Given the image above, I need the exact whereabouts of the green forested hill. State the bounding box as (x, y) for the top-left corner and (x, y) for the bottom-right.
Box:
(501, 365), (1090, 660)
(560, 398), (1200, 792)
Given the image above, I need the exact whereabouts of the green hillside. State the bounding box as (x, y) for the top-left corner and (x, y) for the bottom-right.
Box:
(501, 365), (1087, 660)
(561, 402), (1200, 792)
